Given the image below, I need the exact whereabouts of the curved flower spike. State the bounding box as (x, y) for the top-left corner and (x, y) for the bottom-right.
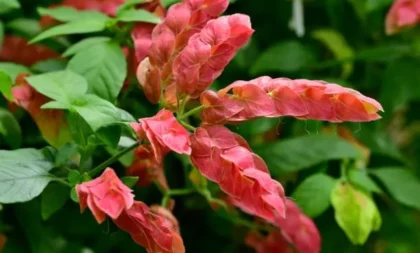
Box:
(385, 0), (420, 35)
(76, 168), (135, 223)
(12, 73), (70, 148)
(137, 0), (229, 104)
(190, 125), (286, 222)
(131, 109), (191, 161)
(114, 202), (185, 253)
(174, 14), (254, 97)
(201, 76), (383, 124)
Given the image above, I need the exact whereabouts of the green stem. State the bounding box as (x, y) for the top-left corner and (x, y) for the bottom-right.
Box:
(89, 142), (139, 177)
(55, 178), (72, 188)
(179, 120), (196, 131)
(340, 159), (349, 180)
(178, 105), (205, 120)
(179, 96), (189, 116)
(169, 188), (196, 196)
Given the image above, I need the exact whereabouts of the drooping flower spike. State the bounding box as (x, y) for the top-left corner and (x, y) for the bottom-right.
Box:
(76, 168), (135, 223)
(201, 76), (383, 124)
(113, 201), (185, 253)
(190, 125), (286, 222)
(385, 0), (420, 35)
(12, 73), (70, 148)
(137, 0), (230, 104)
(0, 36), (60, 66)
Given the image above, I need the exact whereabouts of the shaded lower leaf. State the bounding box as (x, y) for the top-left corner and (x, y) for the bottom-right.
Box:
(0, 148), (56, 203)
(0, 107), (21, 149)
(348, 169), (382, 194)
(292, 173), (337, 217)
(371, 167), (420, 210)
(255, 134), (363, 175)
(41, 183), (69, 220)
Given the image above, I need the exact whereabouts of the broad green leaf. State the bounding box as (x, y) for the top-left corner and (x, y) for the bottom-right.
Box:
(234, 117), (279, 138)
(312, 29), (354, 78)
(62, 36), (111, 57)
(26, 70), (88, 105)
(41, 183), (69, 220)
(117, 9), (161, 23)
(55, 142), (79, 167)
(255, 134), (363, 175)
(0, 148), (56, 203)
(0, 108), (21, 149)
(67, 41), (127, 101)
(371, 168), (420, 209)
(380, 59), (420, 111)
(37, 6), (109, 23)
(0, 0), (20, 14)
(0, 62), (31, 82)
(70, 94), (121, 131)
(67, 111), (94, 147)
(31, 59), (67, 73)
(366, 0), (393, 12)
(117, 0), (146, 15)
(6, 18), (42, 37)
(121, 176), (139, 188)
(68, 170), (81, 185)
(30, 18), (110, 44)
(0, 70), (13, 100)
(251, 40), (314, 75)
(96, 125), (122, 148)
(331, 182), (382, 245)
(292, 173), (337, 218)
(348, 169), (382, 193)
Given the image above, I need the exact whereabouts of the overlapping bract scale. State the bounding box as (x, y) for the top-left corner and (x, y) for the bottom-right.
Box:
(385, 0), (420, 35)
(114, 202), (185, 253)
(76, 168), (135, 223)
(201, 76), (383, 124)
(136, 0), (229, 104)
(173, 14), (254, 97)
(245, 199), (321, 253)
(190, 125), (286, 222)
(131, 109), (191, 161)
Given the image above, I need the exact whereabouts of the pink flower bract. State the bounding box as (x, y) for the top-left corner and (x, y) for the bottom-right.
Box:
(76, 168), (135, 223)
(131, 109), (191, 161)
(385, 0), (420, 35)
(113, 201), (185, 253)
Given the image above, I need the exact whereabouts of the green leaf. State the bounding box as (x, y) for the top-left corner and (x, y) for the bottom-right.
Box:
(0, 0), (20, 14)
(292, 173), (337, 218)
(30, 17), (110, 44)
(62, 36), (111, 57)
(67, 41), (127, 101)
(41, 183), (69, 220)
(117, 9), (161, 23)
(37, 6), (110, 23)
(371, 168), (420, 209)
(68, 170), (81, 185)
(121, 176), (139, 188)
(26, 70), (88, 105)
(70, 94), (121, 131)
(67, 111), (94, 147)
(96, 125), (122, 148)
(380, 59), (420, 111)
(348, 169), (382, 194)
(70, 187), (79, 203)
(255, 134), (363, 175)
(0, 70), (13, 101)
(6, 18), (42, 37)
(331, 182), (382, 245)
(31, 59), (67, 73)
(0, 21), (4, 49)
(117, 0), (146, 15)
(366, 0), (393, 12)
(0, 62), (31, 82)
(251, 40), (314, 75)
(0, 108), (21, 149)
(55, 142), (79, 167)
(0, 148), (56, 203)
(312, 29), (354, 78)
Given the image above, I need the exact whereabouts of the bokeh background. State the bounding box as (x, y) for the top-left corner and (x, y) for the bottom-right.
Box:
(1, 0), (420, 252)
